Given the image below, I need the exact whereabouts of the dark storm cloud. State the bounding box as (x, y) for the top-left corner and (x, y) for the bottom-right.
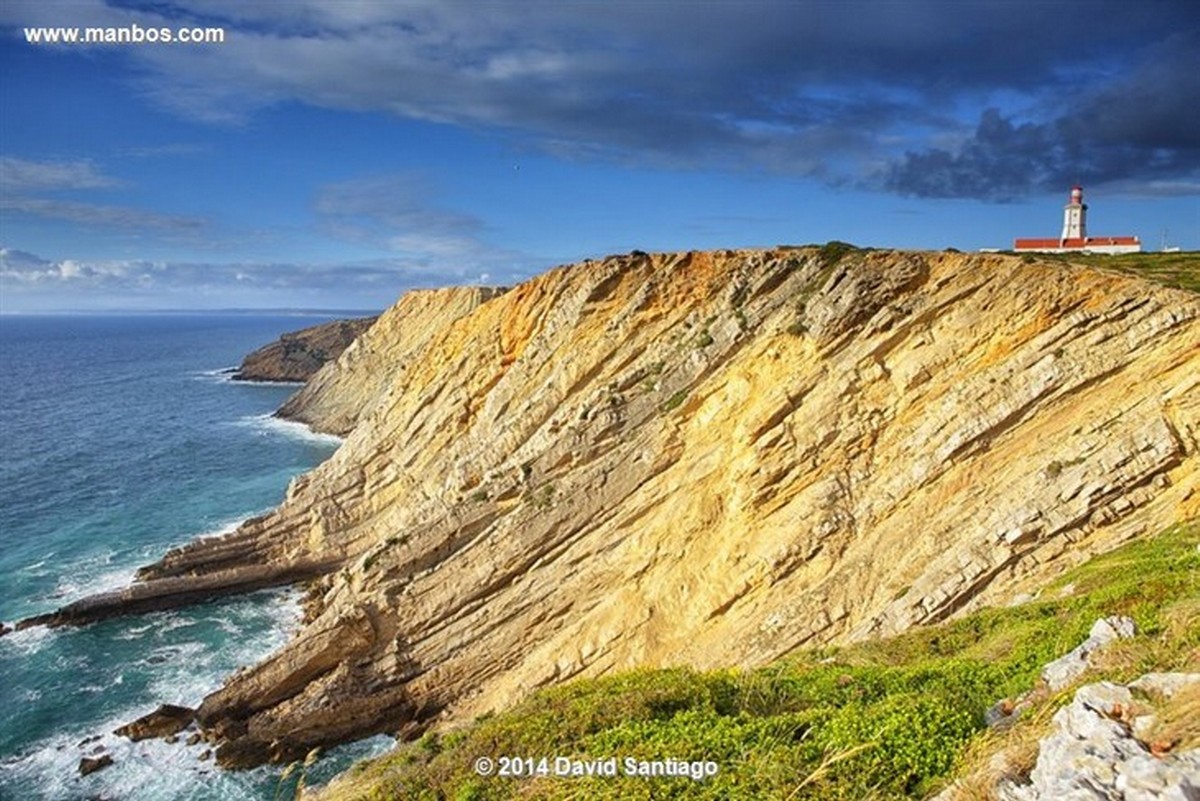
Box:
(886, 31), (1200, 199)
(4, 1), (1198, 197)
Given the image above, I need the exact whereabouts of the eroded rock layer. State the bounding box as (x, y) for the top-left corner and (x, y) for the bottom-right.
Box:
(232, 317), (377, 383)
(277, 287), (507, 435)
(28, 248), (1200, 767)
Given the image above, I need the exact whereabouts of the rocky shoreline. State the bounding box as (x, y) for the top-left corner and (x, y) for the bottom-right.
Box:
(9, 247), (1200, 771)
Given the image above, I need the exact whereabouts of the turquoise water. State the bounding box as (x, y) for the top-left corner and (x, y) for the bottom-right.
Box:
(0, 315), (390, 800)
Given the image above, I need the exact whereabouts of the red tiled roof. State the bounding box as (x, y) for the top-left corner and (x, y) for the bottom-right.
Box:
(1014, 236), (1139, 249)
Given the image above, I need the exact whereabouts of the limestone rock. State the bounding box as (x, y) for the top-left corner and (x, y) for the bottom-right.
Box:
(999, 674), (1200, 801)
(114, 704), (195, 741)
(277, 288), (505, 435)
(1040, 616), (1137, 691)
(1129, 672), (1200, 699)
(23, 248), (1200, 767)
(232, 317), (377, 383)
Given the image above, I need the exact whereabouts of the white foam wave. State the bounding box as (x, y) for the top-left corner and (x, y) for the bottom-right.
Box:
(52, 562), (137, 605)
(233, 377), (306, 387)
(158, 517), (249, 556)
(235, 413), (343, 446)
(0, 625), (57, 656)
(150, 613), (198, 638)
(190, 367), (237, 383)
(147, 590), (302, 704)
(0, 708), (273, 801)
(79, 671), (125, 694)
(115, 621), (156, 641)
(2, 590), (307, 798)
(21, 559), (50, 575)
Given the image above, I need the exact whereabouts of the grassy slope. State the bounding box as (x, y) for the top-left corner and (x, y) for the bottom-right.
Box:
(1031, 250), (1200, 293)
(307, 520), (1198, 801)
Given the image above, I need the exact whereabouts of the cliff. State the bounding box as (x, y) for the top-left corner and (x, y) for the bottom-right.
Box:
(277, 287), (507, 435)
(232, 317), (377, 382)
(20, 247), (1200, 769)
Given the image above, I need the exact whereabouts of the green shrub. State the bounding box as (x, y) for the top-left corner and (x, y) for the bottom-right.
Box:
(817, 240), (858, 267)
(321, 521), (1199, 801)
(661, 390), (689, 412)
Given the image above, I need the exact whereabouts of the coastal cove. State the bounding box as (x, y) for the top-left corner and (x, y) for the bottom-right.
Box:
(0, 314), (388, 800)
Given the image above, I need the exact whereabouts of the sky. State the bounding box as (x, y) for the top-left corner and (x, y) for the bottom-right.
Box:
(1, 1), (1198, 312)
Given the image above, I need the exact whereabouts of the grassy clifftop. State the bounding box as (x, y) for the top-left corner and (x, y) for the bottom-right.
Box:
(306, 519), (1198, 801)
(1041, 251), (1199, 293)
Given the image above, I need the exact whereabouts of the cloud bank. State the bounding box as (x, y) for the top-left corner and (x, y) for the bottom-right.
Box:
(4, 0), (1195, 199)
(0, 246), (508, 310)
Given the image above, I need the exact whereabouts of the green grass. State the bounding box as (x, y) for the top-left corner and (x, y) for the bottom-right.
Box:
(815, 240), (860, 268)
(660, 390), (689, 412)
(1040, 251), (1200, 294)
(317, 520), (1199, 801)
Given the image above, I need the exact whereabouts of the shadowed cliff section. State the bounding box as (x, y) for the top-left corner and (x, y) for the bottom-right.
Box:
(19, 247), (1200, 767)
(232, 317), (378, 383)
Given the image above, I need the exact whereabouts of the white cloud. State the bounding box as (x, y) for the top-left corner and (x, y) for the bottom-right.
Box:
(0, 247), (532, 309)
(0, 157), (119, 191)
(0, 196), (206, 232)
(313, 173), (489, 259)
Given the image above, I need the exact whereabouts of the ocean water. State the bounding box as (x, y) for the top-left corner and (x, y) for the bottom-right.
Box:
(0, 314), (391, 801)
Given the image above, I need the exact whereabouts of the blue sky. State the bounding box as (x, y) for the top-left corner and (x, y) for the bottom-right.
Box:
(1, 1), (1197, 312)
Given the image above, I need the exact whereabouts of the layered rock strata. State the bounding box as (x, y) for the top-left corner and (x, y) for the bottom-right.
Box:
(22, 248), (1200, 767)
(232, 317), (377, 382)
(277, 287), (507, 435)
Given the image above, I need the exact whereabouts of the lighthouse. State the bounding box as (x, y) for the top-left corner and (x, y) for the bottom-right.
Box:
(1061, 185), (1087, 241)
(1014, 186), (1141, 254)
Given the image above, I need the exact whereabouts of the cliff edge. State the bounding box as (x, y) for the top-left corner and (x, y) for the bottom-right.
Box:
(23, 247), (1200, 769)
(232, 317), (377, 383)
(276, 287), (507, 435)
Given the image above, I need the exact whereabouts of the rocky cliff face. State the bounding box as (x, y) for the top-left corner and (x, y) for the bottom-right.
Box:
(232, 317), (377, 382)
(277, 287), (506, 435)
(23, 247), (1200, 768)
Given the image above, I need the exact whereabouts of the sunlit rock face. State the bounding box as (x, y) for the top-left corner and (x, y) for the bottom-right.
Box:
(41, 247), (1200, 767)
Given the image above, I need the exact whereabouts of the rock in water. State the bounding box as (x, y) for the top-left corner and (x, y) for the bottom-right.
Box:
(78, 754), (113, 776)
(114, 704), (195, 741)
(231, 317), (377, 383)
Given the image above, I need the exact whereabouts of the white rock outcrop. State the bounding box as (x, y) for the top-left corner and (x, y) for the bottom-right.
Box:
(1040, 616), (1138, 691)
(999, 673), (1200, 801)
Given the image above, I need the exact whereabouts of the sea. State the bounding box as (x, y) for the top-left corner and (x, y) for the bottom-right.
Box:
(0, 314), (392, 801)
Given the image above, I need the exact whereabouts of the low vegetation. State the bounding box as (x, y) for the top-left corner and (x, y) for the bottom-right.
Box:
(1051, 251), (1199, 293)
(309, 520), (1199, 801)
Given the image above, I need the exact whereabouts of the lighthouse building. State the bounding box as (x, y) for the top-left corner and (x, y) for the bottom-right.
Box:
(1014, 186), (1141, 254)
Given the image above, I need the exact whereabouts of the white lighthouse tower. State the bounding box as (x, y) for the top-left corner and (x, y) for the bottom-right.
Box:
(1014, 185), (1140, 254)
(1061, 185), (1087, 242)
